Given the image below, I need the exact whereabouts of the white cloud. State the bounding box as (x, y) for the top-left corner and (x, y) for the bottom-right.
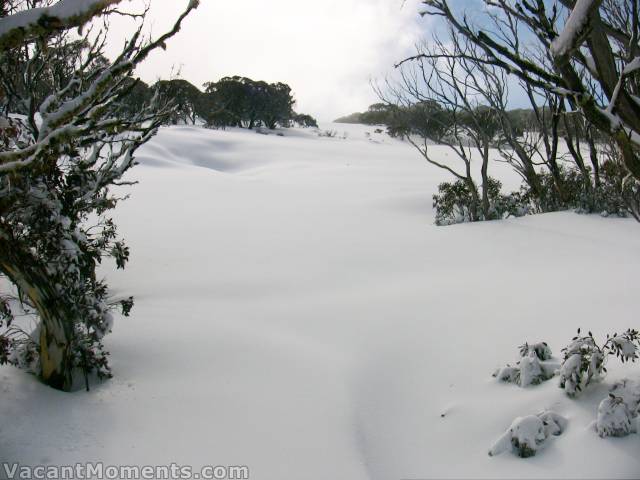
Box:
(107, 0), (426, 121)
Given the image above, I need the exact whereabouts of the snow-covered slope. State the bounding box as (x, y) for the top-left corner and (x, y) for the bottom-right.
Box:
(2, 124), (640, 479)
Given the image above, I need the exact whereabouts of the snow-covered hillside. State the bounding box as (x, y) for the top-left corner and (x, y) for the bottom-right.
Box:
(2, 124), (640, 479)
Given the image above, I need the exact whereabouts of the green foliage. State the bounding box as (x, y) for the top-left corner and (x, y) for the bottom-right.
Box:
(121, 76), (315, 131)
(119, 78), (153, 117)
(519, 162), (640, 220)
(592, 160), (640, 220)
(433, 178), (529, 226)
(203, 76), (297, 130)
(432, 180), (477, 225)
(293, 113), (318, 128)
(337, 102), (526, 141)
(155, 79), (207, 125)
(336, 102), (451, 140)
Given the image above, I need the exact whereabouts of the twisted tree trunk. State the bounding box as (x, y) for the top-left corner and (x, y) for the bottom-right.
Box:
(0, 240), (74, 391)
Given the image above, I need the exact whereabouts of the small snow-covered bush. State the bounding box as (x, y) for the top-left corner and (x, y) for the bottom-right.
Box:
(493, 365), (520, 384)
(559, 329), (639, 397)
(558, 335), (604, 397)
(575, 160), (640, 221)
(596, 379), (640, 438)
(433, 178), (529, 226)
(493, 342), (557, 387)
(520, 353), (555, 387)
(433, 180), (477, 225)
(489, 411), (567, 458)
(317, 130), (348, 140)
(596, 395), (637, 438)
(318, 129), (337, 138)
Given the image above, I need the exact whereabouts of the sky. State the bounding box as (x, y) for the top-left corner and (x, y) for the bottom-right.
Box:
(107, 0), (428, 122)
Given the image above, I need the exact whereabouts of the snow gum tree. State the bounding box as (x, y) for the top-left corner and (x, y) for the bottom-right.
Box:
(381, 31), (505, 222)
(420, 0), (640, 184)
(0, 0), (199, 391)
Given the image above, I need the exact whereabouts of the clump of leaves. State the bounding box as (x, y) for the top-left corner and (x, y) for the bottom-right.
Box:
(519, 342), (553, 361)
(559, 329), (640, 397)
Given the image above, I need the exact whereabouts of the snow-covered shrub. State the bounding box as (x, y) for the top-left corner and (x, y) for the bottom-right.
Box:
(596, 395), (637, 438)
(433, 178), (530, 226)
(432, 179), (477, 225)
(494, 353), (557, 387)
(493, 365), (521, 384)
(520, 353), (556, 387)
(570, 159), (640, 221)
(489, 411), (567, 458)
(559, 329), (639, 397)
(597, 160), (640, 221)
(493, 342), (557, 387)
(558, 336), (604, 397)
(293, 113), (318, 128)
(521, 160), (640, 221)
(596, 379), (640, 438)
(520, 342), (553, 361)
(318, 129), (338, 138)
(433, 180), (477, 225)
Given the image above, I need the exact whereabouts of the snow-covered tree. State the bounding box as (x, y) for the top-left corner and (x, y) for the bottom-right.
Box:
(155, 79), (206, 125)
(421, 0), (640, 188)
(381, 30), (506, 223)
(0, 0), (199, 391)
(203, 77), (296, 130)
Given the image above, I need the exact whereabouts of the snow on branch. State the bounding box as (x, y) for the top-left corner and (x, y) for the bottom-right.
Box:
(0, 0), (199, 174)
(0, 0), (121, 50)
(550, 0), (602, 59)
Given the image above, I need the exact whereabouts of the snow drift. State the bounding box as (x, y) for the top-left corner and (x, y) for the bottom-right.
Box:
(1, 124), (640, 479)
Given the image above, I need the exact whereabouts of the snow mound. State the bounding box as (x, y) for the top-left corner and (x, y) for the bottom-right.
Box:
(135, 126), (272, 172)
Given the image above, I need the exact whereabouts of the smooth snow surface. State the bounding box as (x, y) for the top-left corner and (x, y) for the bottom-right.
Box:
(2, 124), (640, 479)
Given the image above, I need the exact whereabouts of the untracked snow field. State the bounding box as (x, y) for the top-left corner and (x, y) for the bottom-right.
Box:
(2, 124), (640, 479)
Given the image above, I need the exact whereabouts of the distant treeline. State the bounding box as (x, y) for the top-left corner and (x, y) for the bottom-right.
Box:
(334, 103), (599, 140)
(124, 76), (318, 129)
